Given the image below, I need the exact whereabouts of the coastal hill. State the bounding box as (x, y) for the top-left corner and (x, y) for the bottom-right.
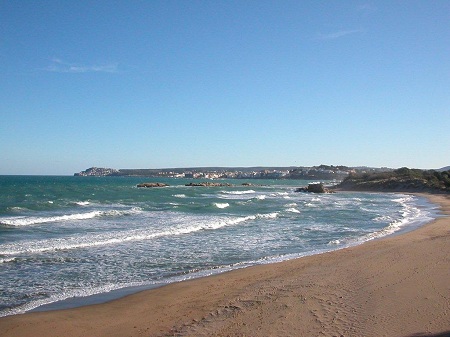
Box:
(74, 165), (389, 180)
(335, 167), (450, 193)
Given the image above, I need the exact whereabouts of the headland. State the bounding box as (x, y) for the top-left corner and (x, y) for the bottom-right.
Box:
(74, 164), (377, 180)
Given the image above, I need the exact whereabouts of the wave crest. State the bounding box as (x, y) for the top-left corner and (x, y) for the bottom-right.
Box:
(0, 211), (280, 256)
(0, 208), (142, 227)
(221, 190), (255, 195)
(214, 203), (230, 209)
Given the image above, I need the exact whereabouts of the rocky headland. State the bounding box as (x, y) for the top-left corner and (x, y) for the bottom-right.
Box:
(334, 167), (450, 193)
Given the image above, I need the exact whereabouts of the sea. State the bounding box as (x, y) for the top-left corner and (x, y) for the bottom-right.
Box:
(0, 175), (437, 317)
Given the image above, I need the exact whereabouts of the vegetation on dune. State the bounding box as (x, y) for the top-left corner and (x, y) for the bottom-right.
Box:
(336, 167), (450, 193)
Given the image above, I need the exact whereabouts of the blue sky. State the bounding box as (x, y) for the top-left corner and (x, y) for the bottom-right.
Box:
(1, 1), (449, 175)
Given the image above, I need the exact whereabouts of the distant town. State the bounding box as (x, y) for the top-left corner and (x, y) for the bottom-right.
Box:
(74, 165), (393, 180)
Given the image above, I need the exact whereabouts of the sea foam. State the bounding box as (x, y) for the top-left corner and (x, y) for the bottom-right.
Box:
(214, 203), (230, 209)
(221, 190), (256, 195)
(0, 208), (142, 227)
(0, 211), (279, 256)
(286, 208), (301, 213)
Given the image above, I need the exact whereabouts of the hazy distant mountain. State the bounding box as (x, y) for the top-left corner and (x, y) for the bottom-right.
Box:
(438, 166), (450, 171)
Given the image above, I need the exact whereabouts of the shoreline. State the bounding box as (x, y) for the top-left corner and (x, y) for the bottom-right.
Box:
(9, 192), (436, 315)
(0, 193), (449, 336)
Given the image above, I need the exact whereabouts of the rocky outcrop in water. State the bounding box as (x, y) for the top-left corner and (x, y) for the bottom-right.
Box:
(295, 183), (333, 193)
(137, 183), (169, 188)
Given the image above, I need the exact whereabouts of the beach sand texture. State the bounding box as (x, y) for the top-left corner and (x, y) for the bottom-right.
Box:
(0, 194), (448, 337)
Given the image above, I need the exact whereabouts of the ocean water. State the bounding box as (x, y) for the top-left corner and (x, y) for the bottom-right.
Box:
(0, 176), (436, 317)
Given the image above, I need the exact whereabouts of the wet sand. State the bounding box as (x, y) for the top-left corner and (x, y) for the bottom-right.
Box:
(1, 193), (449, 337)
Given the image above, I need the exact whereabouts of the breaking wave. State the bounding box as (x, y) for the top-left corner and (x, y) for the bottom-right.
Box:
(221, 190), (256, 195)
(0, 212), (280, 256)
(0, 208), (142, 227)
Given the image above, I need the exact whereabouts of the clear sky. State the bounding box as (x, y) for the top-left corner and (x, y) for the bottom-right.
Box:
(1, 1), (449, 175)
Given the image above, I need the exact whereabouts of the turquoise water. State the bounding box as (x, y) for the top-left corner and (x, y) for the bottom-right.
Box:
(0, 176), (435, 316)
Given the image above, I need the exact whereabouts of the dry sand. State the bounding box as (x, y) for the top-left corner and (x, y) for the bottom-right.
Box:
(0, 193), (449, 337)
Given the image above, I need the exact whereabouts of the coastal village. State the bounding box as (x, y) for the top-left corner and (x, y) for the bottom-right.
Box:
(74, 166), (450, 193)
(74, 165), (388, 180)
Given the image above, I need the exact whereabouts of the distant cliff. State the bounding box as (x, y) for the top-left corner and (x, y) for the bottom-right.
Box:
(335, 167), (450, 193)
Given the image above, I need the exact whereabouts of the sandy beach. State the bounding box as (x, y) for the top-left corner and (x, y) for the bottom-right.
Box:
(0, 193), (448, 337)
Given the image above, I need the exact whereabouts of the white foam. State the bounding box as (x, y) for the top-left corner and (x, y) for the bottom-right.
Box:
(373, 215), (393, 222)
(286, 208), (301, 213)
(75, 201), (90, 206)
(0, 208), (142, 227)
(392, 195), (413, 203)
(327, 194), (431, 246)
(214, 203), (230, 209)
(0, 211), (279, 256)
(257, 212), (279, 219)
(6, 206), (29, 212)
(0, 229), (166, 255)
(328, 239), (340, 245)
(0, 211), (103, 226)
(0, 257), (16, 264)
(276, 192), (289, 196)
(221, 190), (256, 195)
(173, 194), (186, 198)
(0, 281), (150, 317)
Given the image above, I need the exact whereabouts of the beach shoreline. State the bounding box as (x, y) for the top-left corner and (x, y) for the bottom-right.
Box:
(0, 193), (449, 337)
(24, 191), (436, 315)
